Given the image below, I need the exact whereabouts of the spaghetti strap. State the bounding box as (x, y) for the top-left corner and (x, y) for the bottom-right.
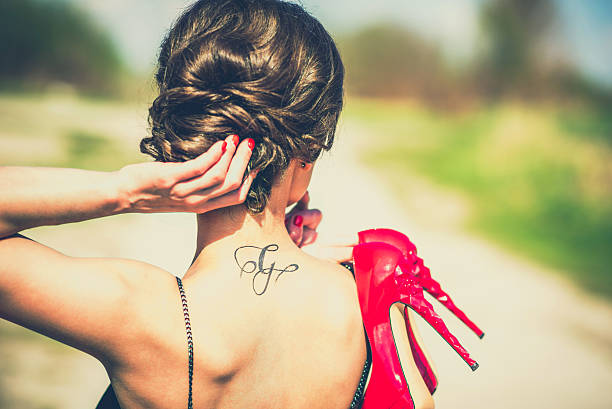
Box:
(97, 275), (369, 409)
(349, 331), (372, 409)
(176, 276), (194, 409)
(94, 384), (120, 409)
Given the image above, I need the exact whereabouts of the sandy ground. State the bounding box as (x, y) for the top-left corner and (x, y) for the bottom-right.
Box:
(1, 113), (612, 409)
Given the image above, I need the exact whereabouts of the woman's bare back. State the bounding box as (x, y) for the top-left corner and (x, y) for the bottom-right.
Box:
(105, 247), (367, 409)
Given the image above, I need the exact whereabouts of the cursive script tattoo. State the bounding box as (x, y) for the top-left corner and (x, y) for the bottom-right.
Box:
(234, 244), (299, 295)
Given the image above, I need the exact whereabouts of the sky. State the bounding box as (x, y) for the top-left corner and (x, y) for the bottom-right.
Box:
(74, 0), (612, 85)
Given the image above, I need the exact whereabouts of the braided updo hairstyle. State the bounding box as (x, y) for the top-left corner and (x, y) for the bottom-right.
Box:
(142, 0), (344, 213)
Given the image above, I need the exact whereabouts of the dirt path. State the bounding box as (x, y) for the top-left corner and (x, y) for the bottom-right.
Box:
(310, 120), (612, 409)
(1, 110), (611, 408)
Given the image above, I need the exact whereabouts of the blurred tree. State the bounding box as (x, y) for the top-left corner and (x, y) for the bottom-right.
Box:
(0, 0), (124, 95)
(338, 25), (460, 107)
(477, 0), (558, 98)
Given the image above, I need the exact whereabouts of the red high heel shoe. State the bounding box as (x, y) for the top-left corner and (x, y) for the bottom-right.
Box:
(358, 228), (483, 394)
(358, 228), (484, 339)
(353, 241), (478, 409)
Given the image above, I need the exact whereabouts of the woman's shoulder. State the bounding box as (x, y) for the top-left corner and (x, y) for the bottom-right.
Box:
(290, 254), (362, 333)
(289, 252), (356, 295)
(292, 255), (368, 392)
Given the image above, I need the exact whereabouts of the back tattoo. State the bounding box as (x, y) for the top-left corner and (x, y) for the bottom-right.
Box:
(234, 244), (299, 295)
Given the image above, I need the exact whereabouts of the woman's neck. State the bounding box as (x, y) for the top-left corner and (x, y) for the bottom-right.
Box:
(190, 188), (296, 275)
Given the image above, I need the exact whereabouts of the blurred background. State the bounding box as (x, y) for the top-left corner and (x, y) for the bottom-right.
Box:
(0, 0), (610, 408)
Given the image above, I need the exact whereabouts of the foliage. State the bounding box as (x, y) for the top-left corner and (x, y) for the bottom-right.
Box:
(348, 99), (612, 298)
(62, 130), (131, 171)
(476, 0), (557, 98)
(0, 0), (123, 96)
(337, 25), (452, 103)
(337, 0), (611, 108)
(0, 93), (143, 170)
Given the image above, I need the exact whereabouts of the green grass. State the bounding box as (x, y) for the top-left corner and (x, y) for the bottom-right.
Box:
(61, 129), (133, 170)
(346, 99), (612, 298)
(0, 93), (143, 170)
(557, 105), (612, 146)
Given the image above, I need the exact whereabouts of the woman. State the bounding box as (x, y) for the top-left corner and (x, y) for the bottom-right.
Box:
(0, 1), (435, 408)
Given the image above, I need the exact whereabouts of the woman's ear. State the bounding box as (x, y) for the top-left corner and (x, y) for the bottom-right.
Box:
(299, 161), (313, 171)
(286, 159), (315, 206)
(289, 159), (313, 172)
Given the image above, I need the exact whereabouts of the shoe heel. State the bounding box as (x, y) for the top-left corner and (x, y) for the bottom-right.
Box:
(404, 306), (438, 394)
(396, 258), (478, 371)
(354, 240), (479, 409)
(359, 228), (484, 338)
(414, 258), (485, 339)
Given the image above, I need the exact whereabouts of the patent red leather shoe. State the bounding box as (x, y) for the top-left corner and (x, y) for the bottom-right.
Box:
(358, 228), (484, 339)
(358, 228), (483, 394)
(353, 241), (478, 409)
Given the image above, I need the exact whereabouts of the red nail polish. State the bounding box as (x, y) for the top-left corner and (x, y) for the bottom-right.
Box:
(293, 215), (303, 227)
(232, 134), (239, 146)
(247, 138), (255, 150)
(222, 141), (227, 153)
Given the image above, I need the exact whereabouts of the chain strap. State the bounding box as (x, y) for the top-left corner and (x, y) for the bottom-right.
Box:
(176, 277), (193, 409)
(177, 267), (370, 409)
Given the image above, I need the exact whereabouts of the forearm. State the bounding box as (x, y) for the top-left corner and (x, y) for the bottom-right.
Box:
(0, 166), (127, 237)
(0, 138), (253, 237)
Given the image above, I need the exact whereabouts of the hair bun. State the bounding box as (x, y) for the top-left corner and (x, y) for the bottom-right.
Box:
(142, 0), (344, 213)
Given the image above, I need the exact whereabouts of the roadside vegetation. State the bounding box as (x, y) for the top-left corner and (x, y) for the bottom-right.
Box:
(346, 100), (612, 298)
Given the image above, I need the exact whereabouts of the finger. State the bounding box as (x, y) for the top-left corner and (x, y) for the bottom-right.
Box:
(181, 138), (254, 199)
(191, 170), (256, 213)
(299, 208), (322, 230)
(172, 140), (227, 181)
(299, 227), (318, 247)
(171, 135), (240, 198)
(197, 133), (239, 181)
(286, 214), (304, 245)
(294, 190), (310, 211)
(203, 137), (254, 197)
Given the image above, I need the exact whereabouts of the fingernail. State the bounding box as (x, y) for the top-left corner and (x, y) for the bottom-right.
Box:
(222, 141), (227, 153)
(247, 138), (255, 150)
(232, 134), (239, 146)
(293, 215), (303, 227)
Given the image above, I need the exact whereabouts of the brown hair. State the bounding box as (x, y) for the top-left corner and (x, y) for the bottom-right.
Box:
(141, 0), (344, 212)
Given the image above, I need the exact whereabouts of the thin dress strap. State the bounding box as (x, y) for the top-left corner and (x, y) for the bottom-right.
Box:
(349, 331), (372, 409)
(176, 269), (370, 409)
(176, 276), (194, 409)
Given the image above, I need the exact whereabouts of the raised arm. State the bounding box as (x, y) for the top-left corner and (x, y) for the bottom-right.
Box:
(0, 136), (255, 238)
(0, 135), (254, 361)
